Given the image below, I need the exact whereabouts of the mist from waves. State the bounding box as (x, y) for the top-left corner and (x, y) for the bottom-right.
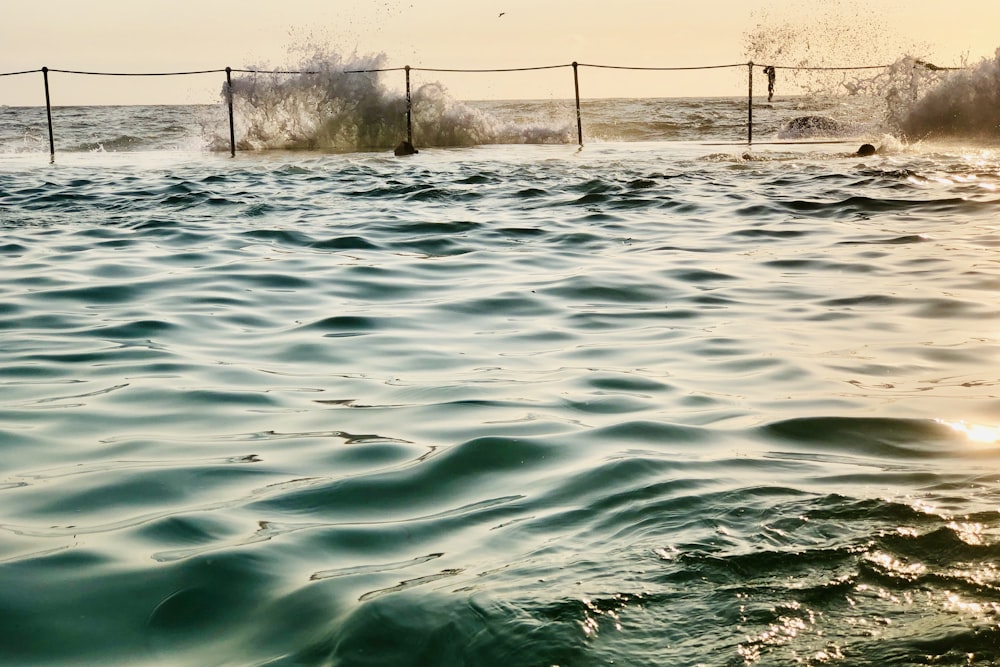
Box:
(892, 49), (1000, 141)
(215, 46), (573, 152)
(760, 51), (1000, 144)
(219, 23), (1000, 152)
(744, 2), (1000, 144)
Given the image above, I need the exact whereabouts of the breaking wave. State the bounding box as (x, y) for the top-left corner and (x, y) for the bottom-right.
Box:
(215, 47), (572, 152)
(743, 5), (1000, 143)
(204, 8), (1000, 153)
(893, 49), (1000, 141)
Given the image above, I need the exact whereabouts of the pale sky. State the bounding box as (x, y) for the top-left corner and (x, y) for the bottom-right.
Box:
(2, 0), (997, 105)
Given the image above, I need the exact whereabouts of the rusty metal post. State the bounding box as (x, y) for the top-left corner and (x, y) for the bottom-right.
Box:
(572, 62), (583, 147)
(405, 65), (413, 145)
(747, 61), (754, 146)
(226, 67), (236, 157)
(42, 67), (55, 160)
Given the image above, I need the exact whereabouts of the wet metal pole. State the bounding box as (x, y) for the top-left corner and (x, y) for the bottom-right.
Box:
(42, 67), (55, 160)
(572, 62), (583, 147)
(226, 67), (236, 158)
(747, 61), (753, 146)
(405, 65), (413, 145)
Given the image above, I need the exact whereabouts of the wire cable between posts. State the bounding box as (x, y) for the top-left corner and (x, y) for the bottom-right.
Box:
(411, 64), (570, 73)
(3, 58), (967, 159)
(45, 68), (228, 76)
(578, 62), (747, 71)
(0, 69), (43, 77)
(10, 62), (935, 77)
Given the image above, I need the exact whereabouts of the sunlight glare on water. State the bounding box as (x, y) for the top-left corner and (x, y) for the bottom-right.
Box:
(938, 419), (1000, 446)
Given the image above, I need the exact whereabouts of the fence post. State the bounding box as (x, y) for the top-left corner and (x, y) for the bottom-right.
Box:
(747, 61), (753, 146)
(405, 65), (413, 145)
(572, 62), (583, 147)
(226, 67), (236, 157)
(42, 67), (55, 160)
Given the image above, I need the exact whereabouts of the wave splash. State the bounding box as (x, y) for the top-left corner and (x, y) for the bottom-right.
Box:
(891, 50), (1000, 141)
(835, 52), (1000, 142)
(215, 47), (572, 151)
(744, 6), (1000, 142)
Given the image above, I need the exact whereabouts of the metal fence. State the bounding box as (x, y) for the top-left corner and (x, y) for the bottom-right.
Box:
(0, 59), (961, 160)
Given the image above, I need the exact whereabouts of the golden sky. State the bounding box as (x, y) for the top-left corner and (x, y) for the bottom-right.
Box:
(1, 0), (997, 105)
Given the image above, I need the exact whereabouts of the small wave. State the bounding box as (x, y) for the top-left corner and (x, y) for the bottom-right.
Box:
(69, 135), (145, 152)
(757, 416), (954, 459)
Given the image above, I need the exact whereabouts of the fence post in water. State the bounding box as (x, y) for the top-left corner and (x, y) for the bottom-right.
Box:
(572, 62), (583, 147)
(405, 65), (413, 145)
(226, 67), (236, 158)
(747, 61), (753, 146)
(42, 67), (55, 160)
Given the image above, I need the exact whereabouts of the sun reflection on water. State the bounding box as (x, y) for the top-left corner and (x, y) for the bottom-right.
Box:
(937, 419), (1000, 445)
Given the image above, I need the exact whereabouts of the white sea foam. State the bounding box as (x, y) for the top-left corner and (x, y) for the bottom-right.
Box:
(219, 46), (573, 151)
(893, 49), (1000, 141)
(744, 4), (1000, 143)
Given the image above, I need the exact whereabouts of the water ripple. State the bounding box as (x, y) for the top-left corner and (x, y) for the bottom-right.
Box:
(3, 139), (1000, 666)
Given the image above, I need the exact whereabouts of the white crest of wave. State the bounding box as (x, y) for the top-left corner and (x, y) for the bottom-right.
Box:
(743, 5), (1000, 143)
(893, 49), (1000, 141)
(215, 46), (572, 151)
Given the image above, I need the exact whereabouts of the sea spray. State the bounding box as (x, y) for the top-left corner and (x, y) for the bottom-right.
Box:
(216, 47), (572, 151)
(816, 52), (1000, 142)
(743, 1), (926, 96)
(224, 49), (405, 151)
(741, 3), (991, 142)
(891, 49), (1000, 140)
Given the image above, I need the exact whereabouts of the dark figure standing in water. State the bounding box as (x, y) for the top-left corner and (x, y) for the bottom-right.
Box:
(763, 65), (776, 102)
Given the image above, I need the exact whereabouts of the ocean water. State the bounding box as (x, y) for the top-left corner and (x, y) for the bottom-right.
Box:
(3, 80), (1000, 666)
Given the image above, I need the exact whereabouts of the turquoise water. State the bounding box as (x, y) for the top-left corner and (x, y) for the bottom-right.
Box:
(3, 101), (1000, 665)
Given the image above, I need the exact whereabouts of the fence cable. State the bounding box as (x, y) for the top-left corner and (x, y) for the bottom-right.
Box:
(412, 64), (570, 73)
(579, 62), (746, 71)
(230, 68), (319, 75)
(46, 68), (227, 76)
(0, 69), (43, 77)
(6, 58), (970, 161)
(2, 60), (967, 79)
(770, 64), (891, 71)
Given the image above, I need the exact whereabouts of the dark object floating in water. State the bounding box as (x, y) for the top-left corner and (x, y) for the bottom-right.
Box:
(856, 143), (877, 156)
(394, 141), (418, 156)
